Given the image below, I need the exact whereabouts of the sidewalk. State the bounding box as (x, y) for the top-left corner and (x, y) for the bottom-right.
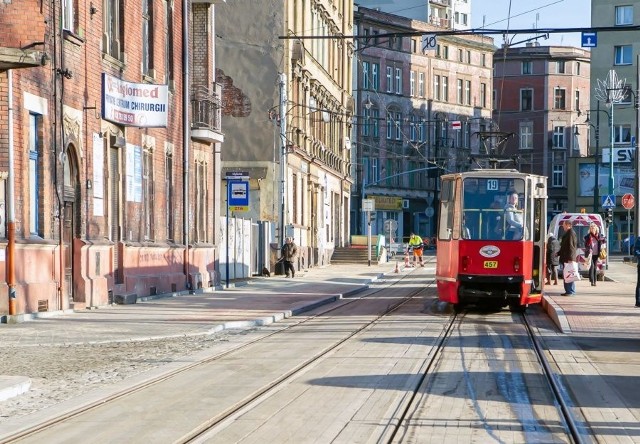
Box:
(542, 255), (640, 334)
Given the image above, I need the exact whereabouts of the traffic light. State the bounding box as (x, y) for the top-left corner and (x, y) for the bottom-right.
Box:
(605, 209), (613, 224)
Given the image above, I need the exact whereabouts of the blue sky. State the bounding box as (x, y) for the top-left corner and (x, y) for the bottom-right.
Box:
(472, 0), (591, 48)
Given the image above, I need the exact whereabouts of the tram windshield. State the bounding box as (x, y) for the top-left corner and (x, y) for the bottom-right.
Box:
(462, 177), (527, 241)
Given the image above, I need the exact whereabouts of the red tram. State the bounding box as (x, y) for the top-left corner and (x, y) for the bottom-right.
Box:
(436, 170), (547, 311)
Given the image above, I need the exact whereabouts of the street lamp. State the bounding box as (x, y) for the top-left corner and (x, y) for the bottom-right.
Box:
(584, 102), (612, 212)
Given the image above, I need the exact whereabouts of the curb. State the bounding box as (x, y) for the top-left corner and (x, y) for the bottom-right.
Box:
(541, 294), (571, 333)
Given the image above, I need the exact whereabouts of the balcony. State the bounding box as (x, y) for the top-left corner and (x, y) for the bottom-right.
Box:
(428, 15), (450, 29)
(191, 83), (224, 144)
(429, 0), (451, 6)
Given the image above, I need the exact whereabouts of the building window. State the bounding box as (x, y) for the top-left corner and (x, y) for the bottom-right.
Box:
(443, 45), (449, 59)
(521, 89), (533, 111)
(442, 76), (449, 102)
(575, 90), (580, 111)
(29, 113), (43, 237)
(434, 75), (440, 100)
(362, 61), (370, 90)
(553, 126), (565, 148)
(104, 0), (122, 59)
(362, 107), (370, 136)
(395, 67), (402, 95)
(465, 80), (471, 105)
(194, 160), (208, 242)
(410, 71), (415, 96)
(395, 112), (402, 140)
(386, 66), (393, 92)
(386, 114), (393, 139)
(165, 0), (174, 87)
(615, 5), (633, 25)
(554, 88), (566, 110)
(615, 45), (632, 65)
(62, 0), (76, 32)
(480, 83), (487, 108)
(466, 50), (471, 64)
(576, 62), (581, 76)
(458, 48), (463, 62)
(142, 0), (154, 76)
(436, 44), (441, 58)
(522, 61), (532, 75)
(482, 53), (487, 67)
(457, 79), (463, 104)
(552, 163), (564, 187)
(371, 157), (379, 183)
(165, 151), (174, 241)
(557, 61), (565, 73)
(418, 72), (425, 97)
(371, 63), (379, 91)
(520, 122), (533, 149)
(614, 124), (632, 144)
(142, 150), (154, 240)
(371, 108), (380, 137)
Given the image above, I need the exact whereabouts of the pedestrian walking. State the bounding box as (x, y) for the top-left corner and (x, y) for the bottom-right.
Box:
(559, 219), (577, 296)
(584, 222), (605, 286)
(634, 240), (640, 307)
(408, 233), (424, 267)
(545, 233), (560, 285)
(281, 237), (298, 278)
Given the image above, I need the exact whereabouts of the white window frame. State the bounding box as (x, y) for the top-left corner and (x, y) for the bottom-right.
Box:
(615, 45), (632, 65)
(465, 80), (471, 105)
(522, 61), (532, 75)
(372, 63), (379, 91)
(386, 66), (393, 92)
(395, 112), (402, 140)
(419, 72), (425, 97)
(362, 61), (370, 90)
(520, 88), (533, 111)
(615, 5), (633, 25)
(552, 163), (565, 187)
(553, 126), (565, 148)
(395, 67), (402, 95)
(519, 122), (533, 149)
(62, 0), (75, 32)
(410, 71), (415, 96)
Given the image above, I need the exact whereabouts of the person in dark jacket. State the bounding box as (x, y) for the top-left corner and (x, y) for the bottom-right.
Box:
(281, 237), (298, 278)
(634, 240), (640, 307)
(545, 234), (560, 285)
(584, 222), (605, 286)
(559, 220), (578, 295)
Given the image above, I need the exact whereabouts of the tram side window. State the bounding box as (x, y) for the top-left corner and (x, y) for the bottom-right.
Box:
(439, 179), (455, 240)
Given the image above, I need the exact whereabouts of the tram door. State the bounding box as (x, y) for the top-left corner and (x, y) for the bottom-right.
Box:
(530, 178), (547, 292)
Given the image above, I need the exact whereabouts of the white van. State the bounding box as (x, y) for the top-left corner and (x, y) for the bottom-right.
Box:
(548, 213), (606, 280)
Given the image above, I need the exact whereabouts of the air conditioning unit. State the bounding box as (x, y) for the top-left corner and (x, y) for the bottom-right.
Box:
(402, 199), (410, 209)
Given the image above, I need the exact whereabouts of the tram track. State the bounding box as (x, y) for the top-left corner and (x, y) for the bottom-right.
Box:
(387, 307), (590, 444)
(1, 259), (436, 444)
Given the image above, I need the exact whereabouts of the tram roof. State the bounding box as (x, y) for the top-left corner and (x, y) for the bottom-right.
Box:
(441, 169), (547, 181)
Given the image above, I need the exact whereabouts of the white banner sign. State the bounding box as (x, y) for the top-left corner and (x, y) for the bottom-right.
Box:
(102, 73), (168, 127)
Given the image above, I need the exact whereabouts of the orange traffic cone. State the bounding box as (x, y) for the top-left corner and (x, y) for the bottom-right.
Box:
(404, 252), (409, 268)
(394, 260), (399, 273)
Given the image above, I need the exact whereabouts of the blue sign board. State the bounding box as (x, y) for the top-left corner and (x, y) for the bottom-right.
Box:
(228, 180), (249, 211)
(602, 194), (616, 208)
(581, 32), (597, 48)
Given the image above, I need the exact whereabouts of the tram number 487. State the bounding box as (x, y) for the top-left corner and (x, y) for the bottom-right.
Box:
(484, 261), (498, 269)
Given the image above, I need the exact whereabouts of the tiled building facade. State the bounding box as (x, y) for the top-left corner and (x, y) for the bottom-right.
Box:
(0, 0), (224, 316)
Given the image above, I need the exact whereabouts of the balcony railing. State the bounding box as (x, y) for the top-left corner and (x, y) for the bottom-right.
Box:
(191, 83), (222, 132)
(429, 0), (450, 7)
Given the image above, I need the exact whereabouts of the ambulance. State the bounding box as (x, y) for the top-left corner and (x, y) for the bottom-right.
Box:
(548, 212), (606, 280)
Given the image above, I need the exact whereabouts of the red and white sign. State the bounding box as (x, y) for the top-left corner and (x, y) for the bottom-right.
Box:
(622, 193), (635, 210)
(450, 120), (462, 130)
(102, 73), (168, 128)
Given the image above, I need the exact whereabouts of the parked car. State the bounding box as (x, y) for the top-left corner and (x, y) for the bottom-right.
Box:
(548, 213), (606, 280)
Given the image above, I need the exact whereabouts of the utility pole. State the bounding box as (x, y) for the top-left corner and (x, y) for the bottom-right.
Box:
(278, 73), (288, 246)
(593, 101), (601, 213)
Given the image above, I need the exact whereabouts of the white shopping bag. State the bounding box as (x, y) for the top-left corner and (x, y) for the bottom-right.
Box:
(563, 261), (581, 283)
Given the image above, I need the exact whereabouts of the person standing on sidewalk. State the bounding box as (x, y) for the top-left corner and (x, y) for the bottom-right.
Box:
(634, 240), (640, 307)
(408, 233), (424, 267)
(281, 237), (298, 278)
(584, 222), (605, 286)
(545, 233), (560, 285)
(559, 219), (577, 296)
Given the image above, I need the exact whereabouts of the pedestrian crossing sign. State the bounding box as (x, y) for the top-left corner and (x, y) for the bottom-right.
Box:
(602, 194), (616, 208)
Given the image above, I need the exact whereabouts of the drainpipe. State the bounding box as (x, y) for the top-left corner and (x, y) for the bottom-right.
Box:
(7, 70), (16, 315)
(182, 0), (191, 289)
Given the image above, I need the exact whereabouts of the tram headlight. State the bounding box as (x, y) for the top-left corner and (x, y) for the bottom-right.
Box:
(513, 257), (521, 272)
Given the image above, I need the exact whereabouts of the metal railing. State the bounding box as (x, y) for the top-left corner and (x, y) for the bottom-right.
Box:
(191, 83), (222, 132)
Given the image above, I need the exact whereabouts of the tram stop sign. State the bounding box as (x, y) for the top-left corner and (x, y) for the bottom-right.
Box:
(622, 193), (635, 210)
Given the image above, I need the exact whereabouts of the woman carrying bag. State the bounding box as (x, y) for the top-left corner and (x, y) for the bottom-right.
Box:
(584, 222), (606, 286)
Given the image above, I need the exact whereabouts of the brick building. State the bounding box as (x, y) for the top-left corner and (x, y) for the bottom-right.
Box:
(352, 7), (494, 240)
(0, 0), (224, 316)
(492, 44), (590, 221)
